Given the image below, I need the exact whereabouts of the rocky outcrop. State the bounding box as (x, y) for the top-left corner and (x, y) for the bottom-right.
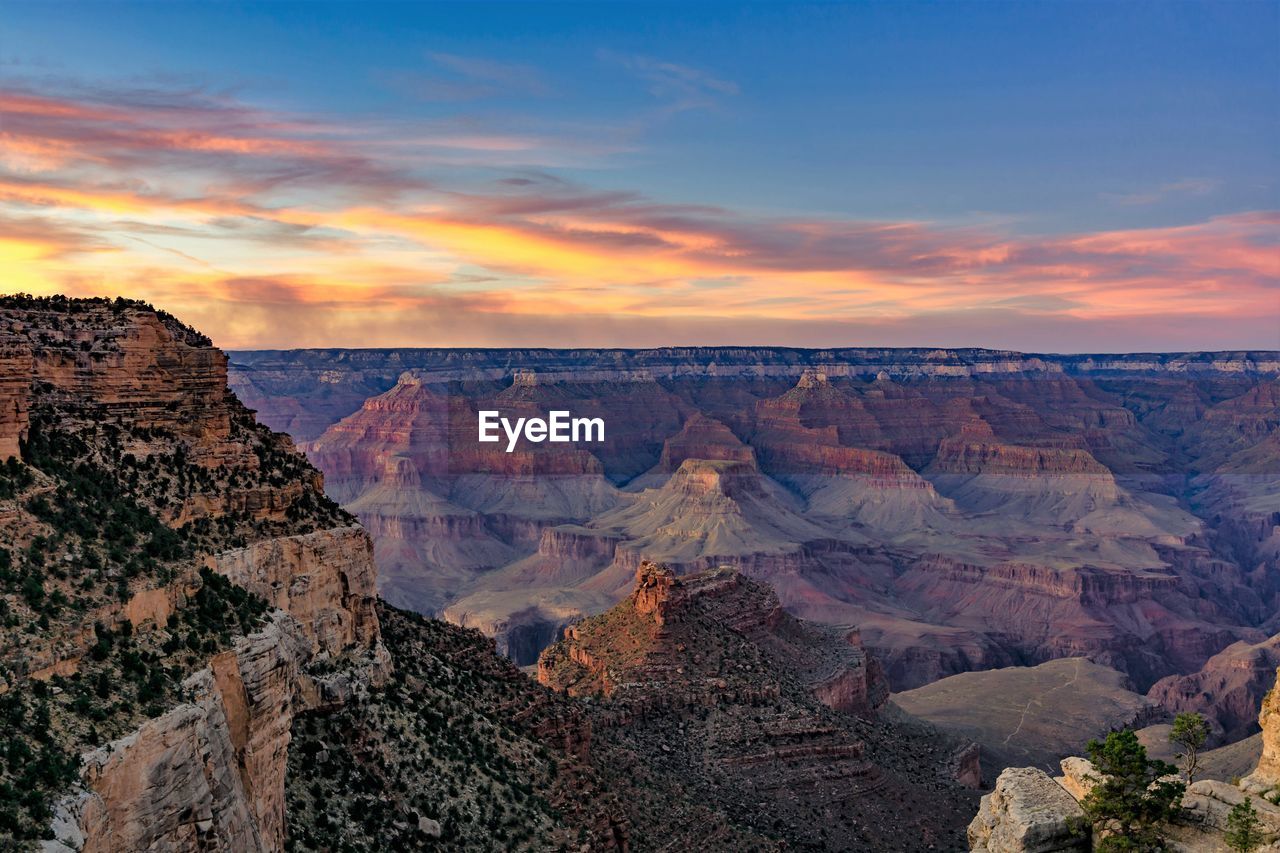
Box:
(540, 562), (887, 715)
(1242, 666), (1280, 794)
(1, 299), (249, 469)
(47, 532), (389, 853)
(967, 766), (1089, 853)
(44, 614), (311, 853)
(209, 526), (381, 657)
(972, 670), (1280, 852)
(1171, 779), (1280, 851)
(537, 562), (977, 849)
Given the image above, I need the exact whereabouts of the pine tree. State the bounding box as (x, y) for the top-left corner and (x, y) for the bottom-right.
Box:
(1168, 712), (1208, 782)
(1081, 729), (1185, 852)
(1225, 797), (1263, 853)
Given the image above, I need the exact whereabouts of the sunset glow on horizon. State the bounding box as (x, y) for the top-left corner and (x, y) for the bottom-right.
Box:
(3, 1), (1277, 352)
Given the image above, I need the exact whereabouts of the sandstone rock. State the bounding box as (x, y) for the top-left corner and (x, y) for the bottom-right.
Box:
(1242, 666), (1280, 794)
(1055, 757), (1097, 802)
(1181, 779), (1280, 835)
(209, 525), (381, 657)
(967, 767), (1088, 853)
(417, 816), (441, 837)
(46, 614), (311, 853)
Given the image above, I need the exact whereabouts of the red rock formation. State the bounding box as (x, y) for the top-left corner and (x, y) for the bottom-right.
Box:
(249, 345), (1278, 692)
(537, 562), (976, 850)
(0, 302), (249, 468)
(655, 413), (754, 472)
(1149, 633), (1280, 743)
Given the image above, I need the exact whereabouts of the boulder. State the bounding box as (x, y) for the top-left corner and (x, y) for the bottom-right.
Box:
(968, 767), (1089, 852)
(1055, 757), (1097, 802)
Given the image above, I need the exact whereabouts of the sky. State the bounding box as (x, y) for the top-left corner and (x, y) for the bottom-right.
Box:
(2, 0), (1277, 352)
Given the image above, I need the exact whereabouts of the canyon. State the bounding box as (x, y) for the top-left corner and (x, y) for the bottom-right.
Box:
(4, 299), (1277, 850)
(1, 297), (984, 851)
(231, 347), (1279, 708)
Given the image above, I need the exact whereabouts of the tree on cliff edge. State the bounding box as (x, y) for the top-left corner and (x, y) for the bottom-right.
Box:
(1168, 712), (1208, 783)
(1081, 729), (1184, 852)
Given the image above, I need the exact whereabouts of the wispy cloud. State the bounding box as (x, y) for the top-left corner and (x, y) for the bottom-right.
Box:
(597, 50), (739, 113)
(1099, 178), (1220, 207)
(377, 51), (553, 102)
(2, 77), (1276, 351)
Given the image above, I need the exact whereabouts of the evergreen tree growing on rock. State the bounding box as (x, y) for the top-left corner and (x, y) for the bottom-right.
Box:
(1168, 712), (1208, 783)
(1081, 729), (1184, 852)
(1225, 797), (1263, 853)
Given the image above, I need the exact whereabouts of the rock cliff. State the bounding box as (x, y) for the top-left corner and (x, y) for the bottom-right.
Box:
(1242, 666), (1280, 795)
(0, 296), (384, 852)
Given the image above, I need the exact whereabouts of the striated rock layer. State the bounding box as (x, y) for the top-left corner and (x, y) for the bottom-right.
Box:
(537, 562), (979, 849)
(0, 297), (386, 853)
(266, 347), (1279, 692)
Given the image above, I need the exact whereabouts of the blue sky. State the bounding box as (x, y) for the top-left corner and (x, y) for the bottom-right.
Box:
(2, 1), (1277, 349)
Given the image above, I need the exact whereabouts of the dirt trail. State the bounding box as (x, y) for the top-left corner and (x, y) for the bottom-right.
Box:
(1002, 658), (1083, 746)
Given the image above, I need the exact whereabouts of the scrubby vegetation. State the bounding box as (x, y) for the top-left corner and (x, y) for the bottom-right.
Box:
(285, 605), (577, 852)
(1, 574), (270, 842)
(0, 294), (212, 347)
(285, 603), (777, 852)
(0, 423), (274, 844)
(1226, 796), (1264, 853)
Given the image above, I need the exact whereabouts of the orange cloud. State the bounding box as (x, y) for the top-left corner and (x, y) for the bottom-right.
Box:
(1, 81), (1276, 351)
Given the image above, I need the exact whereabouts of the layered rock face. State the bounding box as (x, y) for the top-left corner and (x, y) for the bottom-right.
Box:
(209, 526), (380, 657)
(537, 562), (978, 849)
(0, 297), (384, 852)
(53, 615), (312, 853)
(1148, 634), (1280, 744)
(1, 297), (248, 470)
(274, 349), (1280, 696)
